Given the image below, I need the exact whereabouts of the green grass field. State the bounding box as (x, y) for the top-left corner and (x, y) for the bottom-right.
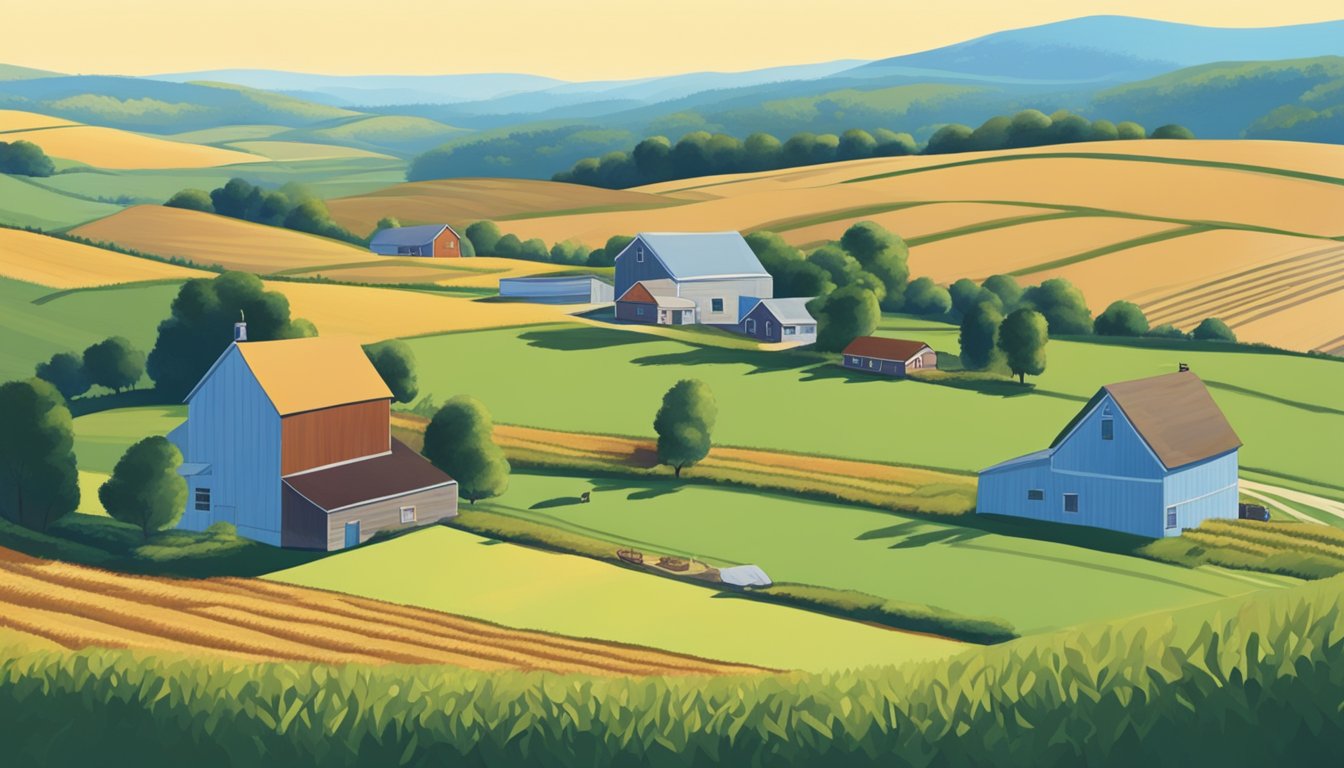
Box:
(267, 525), (960, 671)
(401, 319), (1344, 501)
(481, 472), (1294, 633)
(0, 277), (180, 383)
(0, 174), (123, 229)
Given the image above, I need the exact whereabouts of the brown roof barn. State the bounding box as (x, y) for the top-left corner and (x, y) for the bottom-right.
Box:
(841, 336), (936, 377)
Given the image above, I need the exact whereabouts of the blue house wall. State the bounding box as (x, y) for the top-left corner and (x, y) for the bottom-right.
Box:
(977, 393), (1237, 538)
(613, 236), (672, 298)
(180, 346), (283, 545)
(739, 300), (783, 342)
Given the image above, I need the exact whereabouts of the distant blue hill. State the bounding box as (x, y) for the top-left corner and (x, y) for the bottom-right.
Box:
(847, 15), (1344, 83)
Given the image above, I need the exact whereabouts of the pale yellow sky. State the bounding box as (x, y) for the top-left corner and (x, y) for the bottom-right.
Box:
(7, 1), (1342, 80)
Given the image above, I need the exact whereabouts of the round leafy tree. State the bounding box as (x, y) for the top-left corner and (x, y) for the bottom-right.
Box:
(423, 396), (510, 504)
(99, 436), (187, 540)
(653, 379), (717, 478)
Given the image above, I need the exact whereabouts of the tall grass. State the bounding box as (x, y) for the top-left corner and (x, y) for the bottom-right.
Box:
(1142, 519), (1344, 580)
(3, 575), (1342, 767)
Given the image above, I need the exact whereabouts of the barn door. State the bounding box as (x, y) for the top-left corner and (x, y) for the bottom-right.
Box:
(344, 521), (361, 549)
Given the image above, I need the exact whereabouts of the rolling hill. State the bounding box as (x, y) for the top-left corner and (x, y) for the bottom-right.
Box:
(494, 139), (1344, 353)
(0, 228), (210, 288)
(0, 110), (264, 169)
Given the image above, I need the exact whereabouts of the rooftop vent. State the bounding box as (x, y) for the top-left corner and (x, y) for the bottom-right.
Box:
(234, 310), (247, 342)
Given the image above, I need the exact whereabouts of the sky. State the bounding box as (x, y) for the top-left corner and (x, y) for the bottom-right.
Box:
(7, 0), (1343, 80)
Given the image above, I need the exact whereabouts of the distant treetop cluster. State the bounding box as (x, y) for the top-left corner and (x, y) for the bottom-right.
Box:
(553, 110), (1193, 189)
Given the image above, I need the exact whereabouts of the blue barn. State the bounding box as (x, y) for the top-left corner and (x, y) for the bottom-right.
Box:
(977, 370), (1241, 538)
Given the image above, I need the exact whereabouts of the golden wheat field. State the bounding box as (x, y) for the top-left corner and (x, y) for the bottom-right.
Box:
(223, 140), (395, 162)
(0, 228), (211, 288)
(490, 140), (1344, 352)
(71, 206), (371, 272)
(266, 281), (582, 342)
(276, 256), (580, 287)
(325, 177), (682, 234)
(0, 113), (263, 170)
(0, 547), (757, 675)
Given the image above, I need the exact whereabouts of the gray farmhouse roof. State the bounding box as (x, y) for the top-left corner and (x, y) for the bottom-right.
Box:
(369, 224), (453, 248)
(747, 297), (817, 324)
(634, 232), (770, 280)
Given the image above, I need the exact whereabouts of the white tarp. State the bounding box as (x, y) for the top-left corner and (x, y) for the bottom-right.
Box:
(719, 564), (772, 587)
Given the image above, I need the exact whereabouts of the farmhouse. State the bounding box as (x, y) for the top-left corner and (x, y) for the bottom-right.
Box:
(499, 275), (614, 304)
(737, 297), (817, 343)
(614, 232), (772, 326)
(168, 327), (458, 550)
(977, 370), (1240, 538)
(841, 337), (936, 377)
(369, 224), (463, 257)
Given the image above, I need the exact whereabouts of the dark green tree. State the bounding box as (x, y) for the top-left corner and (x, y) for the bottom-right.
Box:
(998, 308), (1049, 383)
(743, 132), (782, 170)
(746, 231), (834, 298)
(422, 396), (510, 504)
(373, 216), (401, 234)
(903, 277), (952, 316)
(1151, 124), (1195, 140)
(924, 124), (973, 154)
(458, 233), (476, 257)
(959, 300), (1004, 371)
(872, 129), (917, 156)
(1094, 300), (1150, 336)
(35, 352), (90, 401)
(363, 340), (418, 404)
(810, 285), (880, 352)
(164, 189), (214, 213)
(0, 379), (78, 532)
(147, 272), (317, 398)
(1090, 119), (1119, 141)
(1021, 278), (1093, 335)
(98, 436), (186, 540)
(632, 136), (674, 181)
(969, 115), (1012, 151)
(466, 221), (502, 254)
(519, 238), (550, 261)
(1145, 323), (1188, 339)
(837, 129), (877, 161)
(1007, 110), (1053, 148)
(948, 278), (991, 319)
(82, 337), (145, 393)
(840, 221), (909, 311)
(210, 178), (260, 219)
(1116, 121), (1147, 140)
(1192, 317), (1237, 342)
(493, 233), (523, 257)
(653, 379), (717, 478)
(0, 140), (55, 177)
(981, 274), (1023, 311)
(808, 244), (866, 289)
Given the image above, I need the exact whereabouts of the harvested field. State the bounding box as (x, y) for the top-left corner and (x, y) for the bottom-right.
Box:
(0, 547), (759, 675)
(71, 205), (370, 272)
(325, 177), (683, 235)
(275, 256), (581, 287)
(770, 202), (1061, 248)
(0, 125), (263, 170)
(907, 216), (1184, 283)
(0, 109), (78, 131)
(0, 228), (210, 288)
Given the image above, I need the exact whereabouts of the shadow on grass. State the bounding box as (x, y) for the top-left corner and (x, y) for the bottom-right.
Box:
(529, 496), (586, 511)
(68, 389), (172, 417)
(518, 326), (654, 351)
(1205, 379), (1344, 417)
(963, 514), (1153, 555)
(631, 346), (820, 375)
(587, 476), (685, 501)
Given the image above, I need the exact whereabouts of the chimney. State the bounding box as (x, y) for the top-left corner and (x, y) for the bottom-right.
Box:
(234, 310), (247, 342)
(1178, 363), (1189, 373)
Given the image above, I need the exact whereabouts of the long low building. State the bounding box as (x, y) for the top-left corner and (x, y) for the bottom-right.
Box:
(498, 275), (614, 304)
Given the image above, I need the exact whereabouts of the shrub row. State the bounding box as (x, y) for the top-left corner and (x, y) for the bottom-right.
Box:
(755, 582), (1016, 644)
(3, 575), (1342, 766)
(1141, 519), (1344, 580)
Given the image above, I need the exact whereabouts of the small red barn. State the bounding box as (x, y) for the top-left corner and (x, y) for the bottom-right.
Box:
(369, 224), (463, 258)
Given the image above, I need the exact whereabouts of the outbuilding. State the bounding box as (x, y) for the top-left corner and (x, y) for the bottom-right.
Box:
(369, 224), (463, 258)
(615, 280), (697, 325)
(737, 297), (817, 343)
(976, 370), (1241, 538)
(498, 275), (614, 304)
(841, 337), (936, 377)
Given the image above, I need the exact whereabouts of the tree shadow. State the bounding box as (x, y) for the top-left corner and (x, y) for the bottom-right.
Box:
(855, 521), (926, 540)
(888, 528), (988, 549)
(910, 375), (1089, 402)
(518, 326), (652, 351)
(962, 513), (1152, 555)
(587, 476), (684, 501)
(528, 496), (586, 511)
(630, 346), (821, 375)
(797, 364), (899, 384)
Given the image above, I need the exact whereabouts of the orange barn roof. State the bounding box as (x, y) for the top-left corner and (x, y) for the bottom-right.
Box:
(231, 337), (391, 415)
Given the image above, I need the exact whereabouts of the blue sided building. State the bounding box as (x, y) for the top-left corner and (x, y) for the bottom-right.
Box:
(976, 370), (1241, 538)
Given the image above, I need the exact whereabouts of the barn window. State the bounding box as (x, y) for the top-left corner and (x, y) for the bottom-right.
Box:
(1101, 418), (1114, 441)
(194, 488), (211, 512)
(711, 298), (724, 312)
(1063, 493), (1079, 513)
(766, 320), (773, 335)
(784, 326), (796, 336)
(636, 246), (645, 262)
(1165, 506), (1177, 529)
(1027, 489), (1044, 501)
(400, 506), (417, 524)
(636, 306), (646, 316)
(745, 319), (756, 334)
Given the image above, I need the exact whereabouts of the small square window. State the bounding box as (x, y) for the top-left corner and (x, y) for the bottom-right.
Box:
(1101, 419), (1114, 441)
(1063, 493), (1079, 513)
(784, 326), (796, 336)
(1027, 489), (1044, 501)
(636, 305), (646, 316)
(194, 488), (211, 512)
(1165, 506), (1178, 529)
(400, 506), (416, 524)
(711, 298), (724, 312)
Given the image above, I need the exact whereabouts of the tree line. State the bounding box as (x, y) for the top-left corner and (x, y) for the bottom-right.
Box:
(553, 110), (1193, 189)
(165, 179), (365, 245)
(463, 220), (629, 268)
